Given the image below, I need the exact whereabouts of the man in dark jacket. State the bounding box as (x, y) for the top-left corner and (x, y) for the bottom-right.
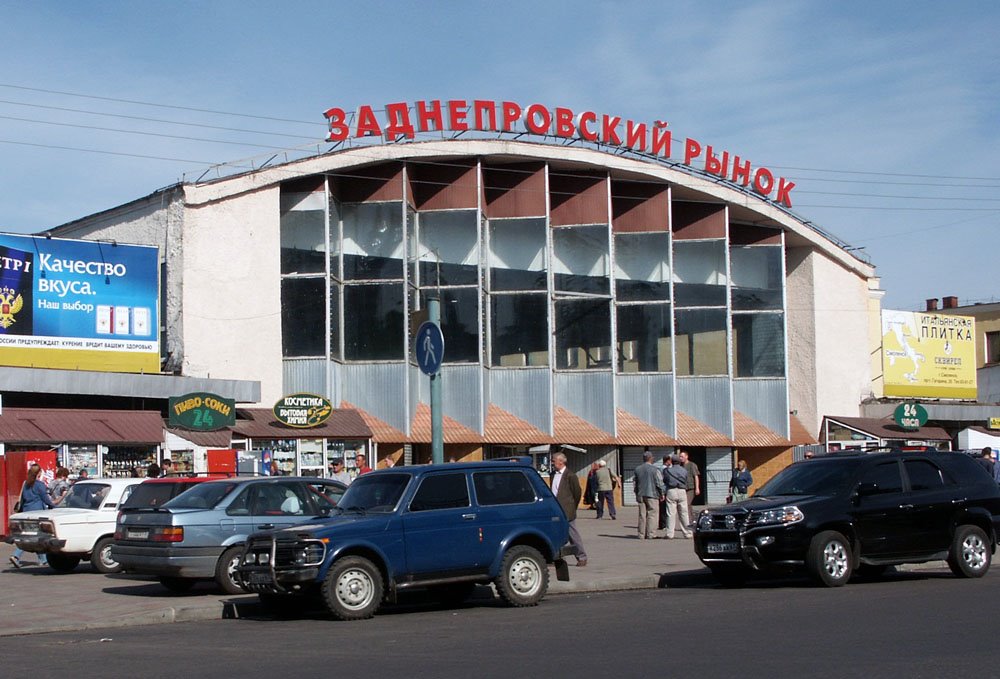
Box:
(551, 450), (587, 567)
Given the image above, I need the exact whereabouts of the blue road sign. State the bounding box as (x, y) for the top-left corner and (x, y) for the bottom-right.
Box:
(415, 321), (445, 375)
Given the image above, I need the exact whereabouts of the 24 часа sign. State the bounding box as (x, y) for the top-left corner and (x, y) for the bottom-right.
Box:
(0, 232), (159, 373)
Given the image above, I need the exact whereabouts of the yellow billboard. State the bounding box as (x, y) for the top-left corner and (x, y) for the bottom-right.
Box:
(882, 310), (976, 399)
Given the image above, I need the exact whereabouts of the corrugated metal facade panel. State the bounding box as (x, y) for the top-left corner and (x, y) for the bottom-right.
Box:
(554, 372), (615, 435)
(414, 364), (483, 434)
(341, 363), (409, 433)
(282, 359), (328, 399)
(733, 378), (788, 439)
(616, 373), (675, 437)
(487, 368), (552, 435)
(676, 376), (732, 438)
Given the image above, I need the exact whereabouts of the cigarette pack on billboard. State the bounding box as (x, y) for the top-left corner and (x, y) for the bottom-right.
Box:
(113, 306), (130, 335)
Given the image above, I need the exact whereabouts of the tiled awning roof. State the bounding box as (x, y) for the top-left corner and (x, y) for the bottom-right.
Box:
(340, 401), (408, 444)
(0, 408), (164, 444)
(789, 415), (818, 445)
(410, 403), (482, 444)
(615, 408), (678, 446)
(732, 411), (791, 448)
(482, 404), (555, 445)
(231, 408), (372, 439)
(552, 407), (615, 445)
(165, 427), (233, 448)
(823, 416), (951, 441)
(675, 411), (733, 447)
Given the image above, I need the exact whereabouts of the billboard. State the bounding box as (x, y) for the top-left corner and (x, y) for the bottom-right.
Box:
(0, 232), (158, 373)
(881, 309), (976, 399)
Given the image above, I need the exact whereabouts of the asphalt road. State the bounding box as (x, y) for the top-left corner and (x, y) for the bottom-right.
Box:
(1, 567), (993, 678)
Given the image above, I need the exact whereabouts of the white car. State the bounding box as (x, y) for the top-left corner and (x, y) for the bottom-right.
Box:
(7, 478), (143, 573)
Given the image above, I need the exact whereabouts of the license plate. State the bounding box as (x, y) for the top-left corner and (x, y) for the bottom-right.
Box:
(126, 530), (149, 540)
(707, 542), (738, 554)
(247, 572), (273, 584)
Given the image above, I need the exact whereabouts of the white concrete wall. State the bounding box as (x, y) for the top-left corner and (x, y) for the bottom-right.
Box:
(786, 247), (873, 437)
(180, 185), (283, 405)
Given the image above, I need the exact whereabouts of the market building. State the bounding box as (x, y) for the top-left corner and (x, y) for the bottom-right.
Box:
(5, 99), (886, 508)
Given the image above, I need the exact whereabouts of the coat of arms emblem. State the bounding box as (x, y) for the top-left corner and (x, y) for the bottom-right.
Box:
(0, 286), (24, 329)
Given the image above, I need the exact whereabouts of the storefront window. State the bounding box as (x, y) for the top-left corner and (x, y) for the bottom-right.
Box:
(673, 240), (727, 307)
(554, 298), (612, 370)
(552, 225), (610, 295)
(674, 308), (727, 375)
(329, 283), (341, 361)
(280, 207), (326, 275)
(732, 313), (785, 377)
(299, 439), (325, 477)
(67, 444), (99, 478)
(489, 218), (547, 291)
(490, 293), (549, 366)
(255, 439), (297, 475)
(420, 288), (479, 363)
(342, 201), (404, 280)
(617, 303), (673, 373)
(344, 283), (405, 360)
(281, 277), (326, 357)
(417, 210), (478, 286)
(731, 246), (783, 310)
(614, 232), (671, 301)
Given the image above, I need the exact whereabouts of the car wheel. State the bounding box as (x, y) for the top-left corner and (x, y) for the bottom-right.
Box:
(47, 553), (82, 573)
(215, 546), (247, 594)
(947, 525), (991, 578)
(494, 545), (548, 607)
(321, 556), (384, 620)
(806, 530), (853, 587)
(709, 565), (749, 587)
(159, 576), (197, 593)
(90, 537), (122, 574)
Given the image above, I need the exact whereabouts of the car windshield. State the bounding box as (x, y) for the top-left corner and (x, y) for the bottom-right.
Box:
(755, 461), (856, 497)
(61, 483), (112, 509)
(121, 482), (197, 509)
(335, 473), (410, 513)
(163, 481), (238, 510)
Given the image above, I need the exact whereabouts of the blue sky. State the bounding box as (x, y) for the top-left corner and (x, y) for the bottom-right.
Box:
(1, 0), (997, 310)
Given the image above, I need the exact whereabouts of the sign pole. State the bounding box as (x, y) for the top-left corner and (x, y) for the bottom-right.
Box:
(428, 296), (444, 464)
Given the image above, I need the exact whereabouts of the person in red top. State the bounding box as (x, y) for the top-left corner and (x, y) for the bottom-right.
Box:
(355, 453), (372, 475)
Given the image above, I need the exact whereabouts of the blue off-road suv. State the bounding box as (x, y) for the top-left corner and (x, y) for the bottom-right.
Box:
(237, 458), (571, 620)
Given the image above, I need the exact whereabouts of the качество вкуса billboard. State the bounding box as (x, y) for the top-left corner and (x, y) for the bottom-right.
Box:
(0, 232), (159, 373)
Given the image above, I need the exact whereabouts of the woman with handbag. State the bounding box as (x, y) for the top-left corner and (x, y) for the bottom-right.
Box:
(9, 464), (56, 569)
(729, 459), (753, 504)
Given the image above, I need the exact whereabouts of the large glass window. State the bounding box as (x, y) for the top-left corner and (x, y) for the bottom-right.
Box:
(731, 246), (782, 310)
(281, 277), (325, 357)
(344, 284), (404, 360)
(673, 240), (727, 307)
(280, 191), (326, 275)
(614, 232), (671, 301)
(617, 304), (672, 373)
(732, 313), (784, 377)
(420, 289), (479, 363)
(329, 284), (341, 361)
(552, 225), (610, 295)
(555, 298), (612, 370)
(417, 210), (478, 286)
(489, 218), (547, 291)
(490, 293), (548, 366)
(674, 308), (727, 375)
(342, 201), (404, 280)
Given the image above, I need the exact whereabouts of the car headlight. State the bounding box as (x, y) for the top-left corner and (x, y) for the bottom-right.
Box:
(752, 506), (804, 526)
(38, 521), (56, 535)
(291, 542), (325, 567)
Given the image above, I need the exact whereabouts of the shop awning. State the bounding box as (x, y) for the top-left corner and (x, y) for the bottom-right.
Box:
(410, 403), (482, 444)
(482, 404), (555, 445)
(824, 416), (951, 442)
(552, 406), (615, 445)
(230, 408), (372, 440)
(165, 427), (233, 448)
(615, 408), (678, 446)
(0, 408), (164, 444)
(675, 411), (734, 447)
(732, 411), (791, 448)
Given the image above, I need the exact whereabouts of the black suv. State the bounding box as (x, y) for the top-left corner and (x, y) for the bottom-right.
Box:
(694, 450), (1000, 587)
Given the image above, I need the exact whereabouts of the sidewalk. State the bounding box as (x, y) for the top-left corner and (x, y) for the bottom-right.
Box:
(1, 506), (707, 636)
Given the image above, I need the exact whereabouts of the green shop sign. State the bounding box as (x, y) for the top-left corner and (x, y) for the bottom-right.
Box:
(894, 402), (928, 431)
(169, 392), (236, 431)
(273, 393), (333, 428)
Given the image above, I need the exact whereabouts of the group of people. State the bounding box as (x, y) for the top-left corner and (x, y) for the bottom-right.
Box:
(325, 452), (378, 485)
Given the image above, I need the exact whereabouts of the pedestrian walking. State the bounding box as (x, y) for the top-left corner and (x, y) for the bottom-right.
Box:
(633, 450), (665, 540)
(48, 467), (71, 506)
(679, 451), (700, 526)
(730, 459), (753, 503)
(662, 455), (692, 538)
(551, 450), (587, 566)
(594, 460), (618, 520)
(10, 464), (54, 569)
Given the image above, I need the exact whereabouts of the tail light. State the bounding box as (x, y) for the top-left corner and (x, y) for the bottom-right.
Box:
(151, 526), (184, 542)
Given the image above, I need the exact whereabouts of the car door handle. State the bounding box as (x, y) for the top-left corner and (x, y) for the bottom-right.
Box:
(462, 513), (477, 521)
(898, 504), (914, 510)
(952, 498), (966, 505)
(258, 523), (275, 530)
